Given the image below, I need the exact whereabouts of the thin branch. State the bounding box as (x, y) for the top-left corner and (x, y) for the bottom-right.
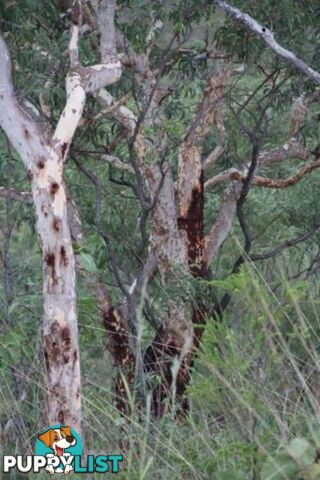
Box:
(80, 92), (131, 126)
(69, 0), (81, 66)
(90, 0), (117, 60)
(204, 182), (242, 265)
(217, 0), (320, 84)
(251, 224), (320, 261)
(203, 145), (225, 171)
(0, 187), (32, 204)
(206, 158), (320, 190)
(0, 34), (48, 171)
(101, 154), (134, 174)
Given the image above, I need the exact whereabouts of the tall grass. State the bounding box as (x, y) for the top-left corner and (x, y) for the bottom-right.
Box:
(1, 252), (320, 479)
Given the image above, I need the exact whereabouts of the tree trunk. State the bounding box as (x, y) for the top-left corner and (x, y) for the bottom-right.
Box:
(32, 154), (81, 432)
(0, 0), (122, 432)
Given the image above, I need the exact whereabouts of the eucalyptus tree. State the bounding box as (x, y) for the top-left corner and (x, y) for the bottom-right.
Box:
(1, 0), (320, 433)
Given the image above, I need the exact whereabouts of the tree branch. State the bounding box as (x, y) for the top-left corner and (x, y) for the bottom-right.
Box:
(90, 0), (117, 61)
(204, 183), (242, 265)
(0, 186), (32, 204)
(206, 157), (320, 191)
(0, 34), (48, 171)
(251, 224), (320, 261)
(217, 0), (320, 84)
(101, 154), (134, 174)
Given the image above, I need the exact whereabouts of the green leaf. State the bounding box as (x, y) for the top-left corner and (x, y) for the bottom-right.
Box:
(261, 453), (299, 480)
(310, 429), (320, 448)
(78, 252), (98, 273)
(286, 437), (316, 467)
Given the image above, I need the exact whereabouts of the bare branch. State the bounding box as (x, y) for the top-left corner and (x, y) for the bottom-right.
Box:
(204, 183), (242, 265)
(206, 158), (320, 191)
(217, 0), (320, 84)
(0, 34), (48, 171)
(79, 92), (130, 126)
(0, 186), (32, 204)
(93, 89), (146, 171)
(53, 71), (86, 159)
(53, 0), (123, 159)
(203, 145), (225, 171)
(251, 224), (320, 261)
(205, 142), (309, 191)
(258, 142), (308, 167)
(101, 154), (134, 174)
(69, 0), (82, 66)
(91, 0), (117, 61)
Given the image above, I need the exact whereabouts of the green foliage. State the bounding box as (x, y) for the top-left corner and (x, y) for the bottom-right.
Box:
(261, 434), (320, 480)
(1, 1), (320, 479)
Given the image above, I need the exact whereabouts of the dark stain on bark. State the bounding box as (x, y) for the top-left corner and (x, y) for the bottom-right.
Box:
(44, 350), (50, 373)
(145, 166), (209, 417)
(144, 326), (187, 417)
(24, 127), (30, 139)
(52, 218), (61, 232)
(144, 326), (179, 373)
(44, 252), (57, 286)
(61, 142), (68, 157)
(102, 304), (135, 413)
(60, 246), (68, 266)
(44, 337), (61, 368)
(45, 252), (55, 267)
(58, 410), (65, 425)
(37, 159), (45, 169)
(177, 170), (206, 277)
(44, 321), (72, 391)
(41, 204), (48, 217)
(27, 169), (33, 181)
(61, 326), (71, 350)
(50, 182), (59, 195)
(63, 354), (70, 364)
(103, 306), (134, 366)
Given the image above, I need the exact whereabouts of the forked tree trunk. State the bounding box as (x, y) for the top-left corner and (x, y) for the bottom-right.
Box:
(0, 38), (82, 432)
(143, 65), (231, 417)
(0, 0), (121, 433)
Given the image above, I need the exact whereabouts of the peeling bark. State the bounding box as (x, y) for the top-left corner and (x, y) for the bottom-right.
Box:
(90, 44), (235, 417)
(97, 285), (135, 414)
(138, 66), (232, 416)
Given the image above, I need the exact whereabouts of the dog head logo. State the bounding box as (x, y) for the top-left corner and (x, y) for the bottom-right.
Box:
(36, 425), (82, 475)
(38, 426), (76, 457)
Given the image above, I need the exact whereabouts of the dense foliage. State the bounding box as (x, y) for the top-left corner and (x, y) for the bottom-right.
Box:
(1, 1), (320, 478)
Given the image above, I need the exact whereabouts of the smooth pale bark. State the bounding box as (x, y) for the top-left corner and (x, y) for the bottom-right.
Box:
(0, 0), (122, 433)
(0, 35), (82, 431)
